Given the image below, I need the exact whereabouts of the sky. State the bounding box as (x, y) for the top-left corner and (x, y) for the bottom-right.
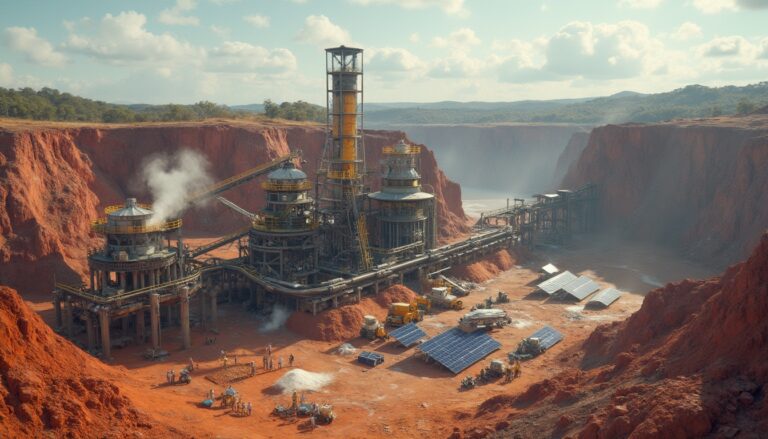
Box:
(1, 0), (767, 105)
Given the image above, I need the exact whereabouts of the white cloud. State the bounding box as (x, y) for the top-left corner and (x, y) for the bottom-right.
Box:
(497, 21), (668, 83)
(619, 0), (663, 8)
(760, 38), (768, 59)
(409, 32), (420, 43)
(64, 11), (203, 64)
(672, 22), (703, 40)
(699, 35), (757, 57)
(0, 63), (13, 86)
(349, 0), (467, 15)
(692, 0), (738, 13)
(368, 47), (426, 73)
(159, 0), (199, 25)
(210, 25), (229, 37)
(3, 27), (67, 67)
(296, 15), (351, 47)
(431, 28), (480, 50)
(244, 15), (270, 28)
(428, 53), (485, 78)
(209, 0), (241, 4)
(208, 41), (297, 73)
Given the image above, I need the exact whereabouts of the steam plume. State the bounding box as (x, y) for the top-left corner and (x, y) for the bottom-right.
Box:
(142, 149), (213, 225)
(260, 305), (290, 332)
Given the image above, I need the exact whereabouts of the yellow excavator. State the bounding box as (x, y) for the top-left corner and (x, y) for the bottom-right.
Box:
(386, 301), (425, 327)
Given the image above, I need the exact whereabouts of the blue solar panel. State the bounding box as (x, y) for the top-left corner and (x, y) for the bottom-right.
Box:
(419, 327), (501, 374)
(388, 323), (426, 347)
(358, 351), (384, 367)
(528, 326), (563, 350)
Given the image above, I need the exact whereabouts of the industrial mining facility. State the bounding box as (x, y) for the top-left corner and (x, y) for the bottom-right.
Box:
(44, 47), (611, 435)
(53, 46), (597, 360)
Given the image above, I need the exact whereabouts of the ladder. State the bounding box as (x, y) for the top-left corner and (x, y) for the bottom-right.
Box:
(356, 215), (373, 271)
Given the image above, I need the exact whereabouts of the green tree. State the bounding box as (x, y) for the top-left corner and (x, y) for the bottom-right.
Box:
(736, 98), (756, 115)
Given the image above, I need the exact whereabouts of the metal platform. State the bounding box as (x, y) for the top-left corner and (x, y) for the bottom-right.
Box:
(358, 351), (385, 367)
(527, 326), (563, 351)
(388, 323), (426, 348)
(587, 288), (622, 308)
(558, 275), (600, 301)
(537, 271), (577, 295)
(419, 327), (501, 374)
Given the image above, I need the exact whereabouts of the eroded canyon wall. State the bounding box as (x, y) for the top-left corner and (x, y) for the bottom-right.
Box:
(563, 116), (768, 267)
(0, 121), (468, 295)
(397, 124), (590, 195)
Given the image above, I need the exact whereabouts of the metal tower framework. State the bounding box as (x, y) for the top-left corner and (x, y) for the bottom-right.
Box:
(317, 46), (371, 274)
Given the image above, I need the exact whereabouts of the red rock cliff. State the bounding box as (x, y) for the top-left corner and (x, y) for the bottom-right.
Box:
(467, 232), (768, 438)
(0, 285), (182, 438)
(563, 115), (768, 267)
(0, 120), (468, 295)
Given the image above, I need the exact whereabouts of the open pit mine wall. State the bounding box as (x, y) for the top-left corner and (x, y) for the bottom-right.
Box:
(562, 122), (768, 267)
(397, 124), (590, 195)
(0, 124), (468, 295)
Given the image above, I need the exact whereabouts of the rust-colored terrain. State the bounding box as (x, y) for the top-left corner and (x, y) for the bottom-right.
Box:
(0, 285), (183, 438)
(461, 233), (768, 439)
(0, 119), (468, 296)
(563, 114), (768, 267)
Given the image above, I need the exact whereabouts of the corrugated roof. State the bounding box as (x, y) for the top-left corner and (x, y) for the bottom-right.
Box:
(587, 288), (622, 308)
(537, 271), (577, 295)
(559, 276), (600, 301)
(541, 263), (559, 274)
(109, 198), (153, 218)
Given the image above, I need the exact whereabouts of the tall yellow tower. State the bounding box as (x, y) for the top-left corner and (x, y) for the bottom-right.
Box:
(318, 46), (370, 273)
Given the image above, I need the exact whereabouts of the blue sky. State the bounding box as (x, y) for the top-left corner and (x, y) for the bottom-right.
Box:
(1, 0), (767, 105)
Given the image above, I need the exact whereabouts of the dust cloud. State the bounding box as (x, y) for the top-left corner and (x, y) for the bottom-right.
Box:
(142, 149), (213, 225)
(260, 305), (291, 332)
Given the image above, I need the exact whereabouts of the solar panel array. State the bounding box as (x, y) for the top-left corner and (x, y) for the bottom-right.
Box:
(537, 271), (577, 295)
(419, 327), (501, 374)
(560, 276), (600, 301)
(587, 288), (622, 308)
(388, 323), (426, 348)
(527, 326), (563, 350)
(358, 351), (384, 367)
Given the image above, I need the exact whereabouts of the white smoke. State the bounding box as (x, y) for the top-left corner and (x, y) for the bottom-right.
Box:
(260, 305), (291, 332)
(142, 149), (213, 225)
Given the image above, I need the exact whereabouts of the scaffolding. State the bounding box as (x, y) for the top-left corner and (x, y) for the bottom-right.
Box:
(317, 46), (370, 274)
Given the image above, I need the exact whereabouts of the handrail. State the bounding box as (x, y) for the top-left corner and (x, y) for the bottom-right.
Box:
(383, 145), (420, 155)
(261, 180), (312, 192)
(55, 270), (202, 305)
(91, 218), (183, 234)
(326, 170), (355, 180)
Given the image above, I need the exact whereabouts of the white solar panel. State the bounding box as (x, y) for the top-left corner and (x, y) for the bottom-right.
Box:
(560, 276), (600, 301)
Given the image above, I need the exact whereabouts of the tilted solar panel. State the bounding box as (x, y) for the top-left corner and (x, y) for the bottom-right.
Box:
(587, 288), (622, 308)
(527, 326), (564, 350)
(389, 323), (427, 347)
(419, 328), (501, 374)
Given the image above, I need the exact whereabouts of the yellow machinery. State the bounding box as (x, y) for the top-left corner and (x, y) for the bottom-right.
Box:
(360, 315), (388, 340)
(414, 295), (431, 313)
(386, 302), (424, 327)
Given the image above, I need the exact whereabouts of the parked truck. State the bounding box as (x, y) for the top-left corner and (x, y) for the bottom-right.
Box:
(427, 287), (464, 310)
(458, 308), (512, 332)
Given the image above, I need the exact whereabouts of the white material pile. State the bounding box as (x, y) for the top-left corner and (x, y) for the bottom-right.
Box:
(274, 369), (333, 394)
(336, 343), (357, 355)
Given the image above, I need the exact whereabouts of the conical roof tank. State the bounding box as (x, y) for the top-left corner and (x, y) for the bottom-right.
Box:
(267, 162), (307, 181)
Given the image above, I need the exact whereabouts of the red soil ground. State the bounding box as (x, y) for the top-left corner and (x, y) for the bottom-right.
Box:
(460, 233), (768, 438)
(286, 285), (417, 342)
(449, 249), (519, 283)
(0, 286), (183, 438)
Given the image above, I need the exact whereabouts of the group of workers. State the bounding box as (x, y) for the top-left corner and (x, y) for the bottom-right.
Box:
(232, 400), (253, 417)
(262, 344), (295, 372)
